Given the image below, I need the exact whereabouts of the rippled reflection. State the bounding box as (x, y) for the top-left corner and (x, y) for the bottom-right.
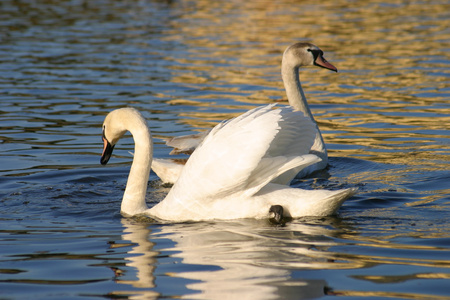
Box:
(117, 218), (336, 299)
(115, 213), (450, 299)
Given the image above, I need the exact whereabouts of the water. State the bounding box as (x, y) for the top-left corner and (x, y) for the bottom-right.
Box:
(0, 0), (449, 299)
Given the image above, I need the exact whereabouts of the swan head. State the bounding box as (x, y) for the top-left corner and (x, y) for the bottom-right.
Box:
(100, 107), (144, 165)
(283, 42), (337, 72)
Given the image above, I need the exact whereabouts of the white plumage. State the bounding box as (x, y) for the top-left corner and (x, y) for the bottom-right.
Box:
(100, 105), (355, 222)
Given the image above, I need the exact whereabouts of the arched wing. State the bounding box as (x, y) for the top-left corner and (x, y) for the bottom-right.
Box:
(167, 104), (319, 202)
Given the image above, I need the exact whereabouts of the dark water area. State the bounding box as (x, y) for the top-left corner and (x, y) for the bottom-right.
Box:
(1, 0), (449, 299)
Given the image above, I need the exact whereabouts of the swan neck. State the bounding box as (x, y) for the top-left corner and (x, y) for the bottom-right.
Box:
(121, 123), (153, 216)
(281, 64), (314, 121)
(281, 59), (328, 166)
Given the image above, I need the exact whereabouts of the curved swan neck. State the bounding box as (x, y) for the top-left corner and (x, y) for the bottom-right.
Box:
(120, 116), (153, 216)
(281, 54), (328, 167)
(281, 63), (315, 121)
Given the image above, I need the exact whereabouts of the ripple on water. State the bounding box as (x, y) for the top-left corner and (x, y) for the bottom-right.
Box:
(0, 0), (449, 299)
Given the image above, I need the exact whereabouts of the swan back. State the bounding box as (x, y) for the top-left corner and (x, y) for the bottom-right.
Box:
(177, 104), (317, 196)
(149, 104), (320, 220)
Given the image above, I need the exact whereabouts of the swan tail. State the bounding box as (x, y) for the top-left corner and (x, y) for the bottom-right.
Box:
(287, 187), (358, 218)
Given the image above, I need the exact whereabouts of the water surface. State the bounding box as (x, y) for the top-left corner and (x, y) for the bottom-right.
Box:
(1, 0), (449, 299)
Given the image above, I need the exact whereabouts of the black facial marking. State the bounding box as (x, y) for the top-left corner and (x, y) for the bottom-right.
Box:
(102, 126), (106, 141)
(308, 49), (323, 61)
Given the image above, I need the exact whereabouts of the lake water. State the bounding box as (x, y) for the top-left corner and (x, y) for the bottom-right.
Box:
(1, 0), (449, 299)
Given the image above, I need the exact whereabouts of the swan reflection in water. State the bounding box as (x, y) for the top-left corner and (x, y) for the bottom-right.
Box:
(110, 218), (346, 299)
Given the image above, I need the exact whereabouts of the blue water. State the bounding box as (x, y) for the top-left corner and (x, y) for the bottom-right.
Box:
(1, 0), (449, 299)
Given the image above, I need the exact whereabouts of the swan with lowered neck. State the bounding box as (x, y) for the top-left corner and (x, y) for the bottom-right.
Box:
(101, 105), (355, 222)
(152, 42), (337, 184)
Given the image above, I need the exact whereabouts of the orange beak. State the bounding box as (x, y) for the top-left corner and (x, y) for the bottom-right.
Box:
(314, 53), (338, 72)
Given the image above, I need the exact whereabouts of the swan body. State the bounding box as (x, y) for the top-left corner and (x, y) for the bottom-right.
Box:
(152, 42), (337, 184)
(101, 105), (355, 222)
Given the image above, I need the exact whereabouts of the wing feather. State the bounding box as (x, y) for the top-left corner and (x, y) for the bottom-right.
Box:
(166, 104), (318, 204)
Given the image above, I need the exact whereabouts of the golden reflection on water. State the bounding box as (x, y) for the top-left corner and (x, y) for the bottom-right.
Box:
(116, 217), (449, 299)
(156, 0), (449, 170)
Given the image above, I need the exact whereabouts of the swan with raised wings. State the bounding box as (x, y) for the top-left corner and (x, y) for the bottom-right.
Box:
(152, 42), (337, 184)
(100, 105), (355, 222)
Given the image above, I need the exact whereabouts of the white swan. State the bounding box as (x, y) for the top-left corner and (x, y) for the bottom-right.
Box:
(101, 105), (356, 222)
(152, 42), (337, 184)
